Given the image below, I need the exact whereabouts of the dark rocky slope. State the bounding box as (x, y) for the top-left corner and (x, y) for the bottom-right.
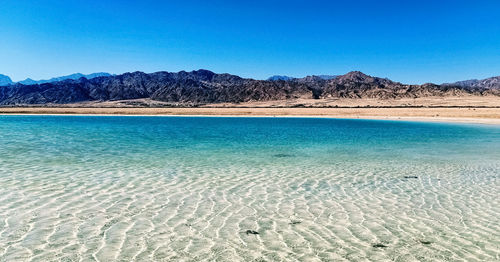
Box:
(0, 70), (498, 105)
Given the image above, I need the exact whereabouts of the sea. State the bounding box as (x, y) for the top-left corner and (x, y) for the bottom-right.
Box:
(0, 115), (498, 261)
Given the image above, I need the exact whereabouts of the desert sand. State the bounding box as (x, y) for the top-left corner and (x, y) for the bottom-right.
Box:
(1, 106), (500, 125)
(2, 97), (500, 124)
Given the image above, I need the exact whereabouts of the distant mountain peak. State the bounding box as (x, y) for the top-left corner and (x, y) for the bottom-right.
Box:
(333, 71), (398, 86)
(342, 71), (370, 80)
(17, 72), (112, 85)
(19, 78), (37, 85)
(444, 76), (500, 90)
(193, 69), (214, 74)
(333, 71), (370, 84)
(0, 74), (13, 86)
(191, 69), (216, 78)
(267, 75), (295, 81)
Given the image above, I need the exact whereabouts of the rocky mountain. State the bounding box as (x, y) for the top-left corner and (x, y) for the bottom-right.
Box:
(0, 74), (13, 86)
(444, 76), (500, 90)
(17, 72), (112, 85)
(0, 70), (498, 105)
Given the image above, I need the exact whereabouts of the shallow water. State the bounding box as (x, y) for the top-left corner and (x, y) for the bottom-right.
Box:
(0, 116), (499, 261)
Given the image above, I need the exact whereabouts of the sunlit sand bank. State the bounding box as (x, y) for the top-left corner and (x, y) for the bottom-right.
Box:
(1, 106), (500, 124)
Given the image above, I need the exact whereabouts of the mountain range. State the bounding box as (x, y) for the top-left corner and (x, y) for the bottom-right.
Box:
(0, 73), (112, 86)
(444, 77), (500, 90)
(0, 70), (498, 105)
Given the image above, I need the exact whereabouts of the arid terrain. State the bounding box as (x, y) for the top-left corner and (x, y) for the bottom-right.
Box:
(2, 97), (500, 124)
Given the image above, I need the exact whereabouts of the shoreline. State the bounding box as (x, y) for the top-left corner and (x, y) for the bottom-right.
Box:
(1, 107), (500, 125)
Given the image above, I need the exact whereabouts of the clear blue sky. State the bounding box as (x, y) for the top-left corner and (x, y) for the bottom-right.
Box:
(1, 0), (499, 84)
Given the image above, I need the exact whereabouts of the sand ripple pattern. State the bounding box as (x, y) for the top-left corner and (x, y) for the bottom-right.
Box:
(0, 116), (499, 261)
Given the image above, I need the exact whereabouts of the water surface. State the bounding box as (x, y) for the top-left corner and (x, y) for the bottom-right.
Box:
(0, 116), (499, 261)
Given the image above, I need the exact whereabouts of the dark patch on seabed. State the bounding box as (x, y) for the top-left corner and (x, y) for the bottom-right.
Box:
(372, 243), (388, 248)
(245, 230), (259, 235)
(273, 153), (294, 158)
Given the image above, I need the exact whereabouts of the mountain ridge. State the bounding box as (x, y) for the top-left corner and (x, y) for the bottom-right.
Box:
(0, 70), (498, 105)
(0, 72), (112, 86)
(444, 76), (500, 90)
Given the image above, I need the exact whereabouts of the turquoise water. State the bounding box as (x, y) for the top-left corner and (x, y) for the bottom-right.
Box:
(0, 116), (499, 261)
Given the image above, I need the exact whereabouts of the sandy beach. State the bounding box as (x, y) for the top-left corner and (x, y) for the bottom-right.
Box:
(2, 97), (500, 124)
(1, 106), (500, 124)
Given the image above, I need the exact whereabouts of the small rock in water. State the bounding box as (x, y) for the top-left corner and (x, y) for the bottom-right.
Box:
(372, 243), (388, 248)
(420, 240), (432, 245)
(403, 176), (419, 179)
(245, 230), (259, 235)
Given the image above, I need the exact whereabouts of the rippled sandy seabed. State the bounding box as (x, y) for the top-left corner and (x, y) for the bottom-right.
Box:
(0, 116), (499, 261)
